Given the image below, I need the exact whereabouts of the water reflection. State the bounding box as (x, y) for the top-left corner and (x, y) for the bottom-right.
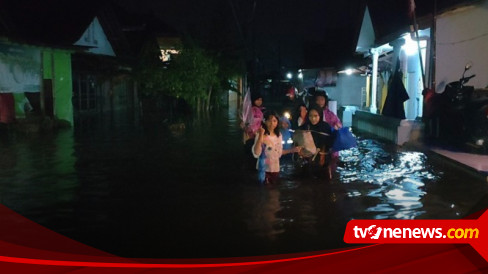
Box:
(338, 139), (436, 219)
(245, 186), (283, 239)
(0, 130), (78, 230)
(0, 110), (487, 257)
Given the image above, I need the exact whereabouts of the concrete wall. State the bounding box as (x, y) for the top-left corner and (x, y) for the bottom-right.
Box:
(42, 50), (73, 124)
(48, 50), (73, 124)
(10, 48), (73, 124)
(436, 0), (488, 92)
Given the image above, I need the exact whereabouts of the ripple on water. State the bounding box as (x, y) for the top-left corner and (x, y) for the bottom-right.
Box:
(338, 138), (440, 219)
(1, 112), (487, 257)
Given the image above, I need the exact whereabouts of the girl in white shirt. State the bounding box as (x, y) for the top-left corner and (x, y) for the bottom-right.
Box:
(252, 111), (283, 184)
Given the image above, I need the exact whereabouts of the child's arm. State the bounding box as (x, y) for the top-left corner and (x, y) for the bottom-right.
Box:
(282, 146), (302, 156)
(329, 111), (342, 129)
(333, 114), (342, 129)
(252, 127), (265, 158)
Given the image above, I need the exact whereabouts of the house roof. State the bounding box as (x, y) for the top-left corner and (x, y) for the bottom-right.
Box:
(0, 0), (141, 57)
(359, 0), (479, 49)
(117, 10), (180, 61)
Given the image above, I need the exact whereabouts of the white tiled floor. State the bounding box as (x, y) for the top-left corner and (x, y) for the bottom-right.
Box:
(431, 148), (488, 174)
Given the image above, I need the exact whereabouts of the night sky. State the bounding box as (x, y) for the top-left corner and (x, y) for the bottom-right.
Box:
(119, 0), (367, 73)
(125, 0), (469, 73)
(4, 0), (467, 74)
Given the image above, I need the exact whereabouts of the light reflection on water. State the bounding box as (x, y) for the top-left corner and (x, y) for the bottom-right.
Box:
(337, 139), (437, 219)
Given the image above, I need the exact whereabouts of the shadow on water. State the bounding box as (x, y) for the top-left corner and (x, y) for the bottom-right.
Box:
(0, 109), (487, 258)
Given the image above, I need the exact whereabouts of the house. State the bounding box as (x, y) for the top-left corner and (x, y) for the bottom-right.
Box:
(68, 2), (142, 131)
(0, 0), (175, 128)
(73, 4), (183, 123)
(348, 0), (486, 145)
(0, 0), (78, 126)
(434, 0), (488, 92)
(0, 0), (128, 126)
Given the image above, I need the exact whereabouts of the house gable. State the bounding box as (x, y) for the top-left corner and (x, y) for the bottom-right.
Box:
(356, 7), (375, 55)
(74, 17), (115, 57)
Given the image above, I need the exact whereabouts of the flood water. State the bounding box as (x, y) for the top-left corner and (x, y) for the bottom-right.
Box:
(0, 108), (487, 258)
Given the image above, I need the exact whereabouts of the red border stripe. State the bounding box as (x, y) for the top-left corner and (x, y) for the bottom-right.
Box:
(0, 245), (376, 268)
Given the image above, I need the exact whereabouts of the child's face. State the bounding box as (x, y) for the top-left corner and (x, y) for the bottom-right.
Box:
(315, 96), (326, 108)
(265, 115), (278, 131)
(254, 98), (263, 107)
(281, 120), (289, 129)
(308, 110), (320, 125)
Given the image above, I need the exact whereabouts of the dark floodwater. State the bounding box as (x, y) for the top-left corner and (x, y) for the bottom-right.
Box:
(0, 108), (487, 258)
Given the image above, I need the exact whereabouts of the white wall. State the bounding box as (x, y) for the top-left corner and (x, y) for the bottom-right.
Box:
(74, 17), (116, 57)
(436, 1), (488, 92)
(327, 74), (366, 108)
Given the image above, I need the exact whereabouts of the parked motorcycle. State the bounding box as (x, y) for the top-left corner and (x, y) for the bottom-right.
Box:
(425, 63), (488, 154)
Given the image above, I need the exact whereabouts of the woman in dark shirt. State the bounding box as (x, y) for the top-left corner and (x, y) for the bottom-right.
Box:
(299, 107), (333, 152)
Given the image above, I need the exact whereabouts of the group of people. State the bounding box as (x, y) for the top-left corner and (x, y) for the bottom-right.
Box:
(242, 90), (343, 184)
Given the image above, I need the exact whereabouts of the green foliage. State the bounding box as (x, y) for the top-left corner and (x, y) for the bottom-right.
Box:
(135, 37), (246, 110)
(136, 42), (220, 105)
(161, 47), (218, 101)
(135, 40), (168, 97)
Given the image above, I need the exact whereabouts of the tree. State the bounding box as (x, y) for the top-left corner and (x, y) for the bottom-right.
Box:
(160, 46), (219, 112)
(134, 32), (248, 115)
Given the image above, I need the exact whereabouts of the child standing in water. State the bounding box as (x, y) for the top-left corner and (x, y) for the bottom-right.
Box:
(299, 107), (334, 179)
(280, 116), (301, 158)
(294, 103), (308, 129)
(314, 92), (342, 130)
(246, 93), (265, 140)
(252, 112), (283, 184)
(314, 91), (342, 173)
(243, 93), (265, 160)
(280, 116), (293, 151)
